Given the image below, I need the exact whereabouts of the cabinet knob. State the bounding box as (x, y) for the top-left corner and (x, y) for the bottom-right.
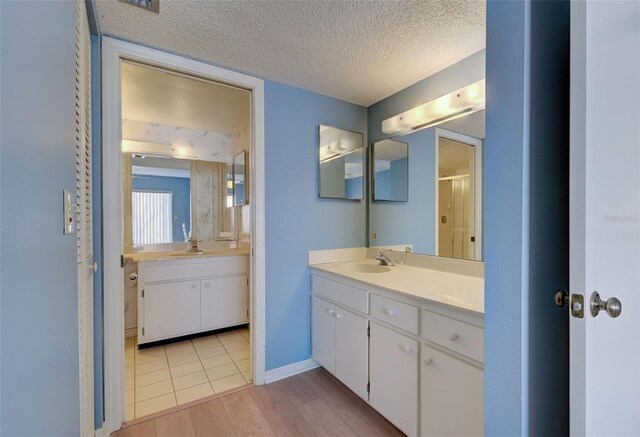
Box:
(327, 308), (335, 316)
(449, 332), (458, 341)
(402, 344), (412, 354)
(424, 357), (433, 365)
(204, 282), (210, 288)
(191, 284), (197, 289)
(335, 313), (343, 320)
(384, 308), (395, 317)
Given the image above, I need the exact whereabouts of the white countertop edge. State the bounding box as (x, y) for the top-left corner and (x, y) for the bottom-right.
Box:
(309, 261), (485, 316)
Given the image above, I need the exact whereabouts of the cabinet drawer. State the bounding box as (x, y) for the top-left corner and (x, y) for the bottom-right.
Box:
(370, 294), (419, 335)
(422, 310), (483, 363)
(312, 275), (368, 314)
(143, 258), (248, 283)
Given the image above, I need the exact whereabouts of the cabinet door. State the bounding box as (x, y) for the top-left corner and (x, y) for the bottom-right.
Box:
(201, 275), (249, 331)
(312, 296), (336, 374)
(335, 306), (369, 400)
(370, 322), (419, 437)
(421, 344), (483, 437)
(143, 280), (201, 342)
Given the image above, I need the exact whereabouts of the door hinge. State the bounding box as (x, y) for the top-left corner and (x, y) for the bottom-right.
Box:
(247, 277), (249, 286)
(367, 326), (370, 337)
(142, 327), (145, 336)
(120, 254), (125, 268)
(366, 382), (370, 393)
(142, 289), (145, 298)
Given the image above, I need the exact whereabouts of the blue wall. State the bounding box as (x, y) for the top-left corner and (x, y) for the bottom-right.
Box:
(367, 50), (485, 253)
(91, 34), (104, 430)
(373, 157), (408, 202)
(264, 80), (367, 370)
(132, 175), (191, 242)
(1, 1), (80, 434)
(484, 0), (569, 434)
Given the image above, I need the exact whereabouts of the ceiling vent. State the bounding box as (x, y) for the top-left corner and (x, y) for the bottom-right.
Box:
(117, 0), (159, 14)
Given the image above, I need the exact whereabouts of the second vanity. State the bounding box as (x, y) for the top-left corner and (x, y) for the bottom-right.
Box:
(309, 250), (484, 437)
(127, 248), (249, 345)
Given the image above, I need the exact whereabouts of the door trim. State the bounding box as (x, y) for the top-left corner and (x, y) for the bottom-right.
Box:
(434, 128), (483, 260)
(101, 37), (266, 432)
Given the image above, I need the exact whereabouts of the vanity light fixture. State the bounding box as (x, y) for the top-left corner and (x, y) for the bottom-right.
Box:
(381, 79), (485, 136)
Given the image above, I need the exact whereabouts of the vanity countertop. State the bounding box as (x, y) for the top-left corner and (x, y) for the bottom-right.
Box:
(126, 247), (249, 263)
(309, 258), (484, 314)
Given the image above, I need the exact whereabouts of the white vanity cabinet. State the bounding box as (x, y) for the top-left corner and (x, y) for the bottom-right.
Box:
(310, 269), (484, 437)
(138, 256), (248, 344)
(311, 277), (369, 400)
(370, 322), (419, 437)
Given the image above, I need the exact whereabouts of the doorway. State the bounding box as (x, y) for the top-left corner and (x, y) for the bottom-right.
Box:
(435, 129), (482, 260)
(102, 37), (266, 432)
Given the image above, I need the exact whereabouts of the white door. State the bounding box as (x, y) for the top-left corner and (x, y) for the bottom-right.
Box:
(311, 296), (336, 373)
(201, 275), (249, 330)
(420, 344), (483, 437)
(334, 306), (368, 400)
(142, 281), (201, 342)
(369, 322), (419, 437)
(570, 1), (640, 435)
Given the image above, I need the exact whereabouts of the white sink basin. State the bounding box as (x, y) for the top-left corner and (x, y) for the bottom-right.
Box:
(351, 263), (391, 274)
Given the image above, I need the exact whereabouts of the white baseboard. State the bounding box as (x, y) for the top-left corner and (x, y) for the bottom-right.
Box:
(95, 423), (108, 437)
(265, 358), (319, 384)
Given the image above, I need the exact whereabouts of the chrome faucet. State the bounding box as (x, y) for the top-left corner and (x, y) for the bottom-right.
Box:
(376, 250), (395, 266)
(187, 237), (201, 253)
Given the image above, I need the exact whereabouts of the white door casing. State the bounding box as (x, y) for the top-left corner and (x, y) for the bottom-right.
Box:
(102, 37), (266, 432)
(570, 1), (640, 435)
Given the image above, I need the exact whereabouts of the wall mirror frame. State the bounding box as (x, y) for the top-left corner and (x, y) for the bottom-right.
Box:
(233, 150), (248, 206)
(371, 139), (409, 202)
(318, 124), (365, 200)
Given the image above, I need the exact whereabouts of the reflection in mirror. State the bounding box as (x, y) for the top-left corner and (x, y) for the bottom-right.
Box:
(372, 140), (408, 202)
(123, 153), (236, 247)
(368, 110), (484, 261)
(318, 125), (364, 200)
(437, 137), (476, 259)
(233, 150), (247, 206)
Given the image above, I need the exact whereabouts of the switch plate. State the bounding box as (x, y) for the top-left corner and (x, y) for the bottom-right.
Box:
(63, 190), (75, 235)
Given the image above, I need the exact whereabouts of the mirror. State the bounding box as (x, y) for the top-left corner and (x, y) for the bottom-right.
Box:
(368, 110), (484, 261)
(318, 125), (365, 200)
(233, 150), (247, 206)
(123, 153), (236, 247)
(371, 139), (408, 202)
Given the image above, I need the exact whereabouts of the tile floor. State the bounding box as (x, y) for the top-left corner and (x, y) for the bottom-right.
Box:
(125, 327), (251, 421)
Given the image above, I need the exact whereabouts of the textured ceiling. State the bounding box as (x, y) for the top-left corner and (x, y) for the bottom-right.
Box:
(95, 0), (486, 106)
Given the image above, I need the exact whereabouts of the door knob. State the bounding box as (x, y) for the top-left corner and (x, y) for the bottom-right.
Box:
(590, 291), (622, 318)
(554, 289), (569, 307)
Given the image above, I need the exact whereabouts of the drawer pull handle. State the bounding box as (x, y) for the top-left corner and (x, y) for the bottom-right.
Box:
(384, 308), (395, 317)
(402, 344), (412, 354)
(335, 313), (343, 320)
(449, 332), (458, 341)
(424, 357), (433, 365)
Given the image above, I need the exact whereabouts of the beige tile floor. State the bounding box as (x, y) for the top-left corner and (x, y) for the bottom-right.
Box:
(124, 327), (251, 421)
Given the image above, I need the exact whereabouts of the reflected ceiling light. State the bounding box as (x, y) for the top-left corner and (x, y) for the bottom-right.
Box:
(381, 79), (485, 136)
(122, 139), (198, 160)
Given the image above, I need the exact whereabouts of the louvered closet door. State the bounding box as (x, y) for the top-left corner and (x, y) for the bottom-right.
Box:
(75, 0), (94, 435)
